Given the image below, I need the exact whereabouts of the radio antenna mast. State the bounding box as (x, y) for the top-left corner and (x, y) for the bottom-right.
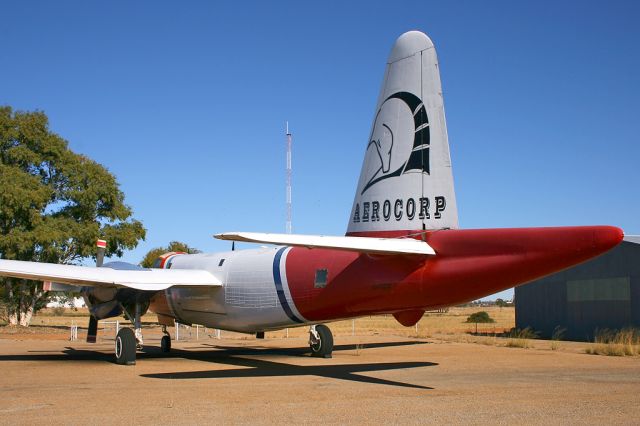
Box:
(286, 122), (293, 234)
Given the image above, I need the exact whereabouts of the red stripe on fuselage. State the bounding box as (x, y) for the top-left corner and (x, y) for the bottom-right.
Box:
(285, 226), (623, 321)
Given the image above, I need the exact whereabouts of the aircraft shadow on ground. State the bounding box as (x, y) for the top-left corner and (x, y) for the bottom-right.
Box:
(0, 348), (113, 362)
(139, 340), (436, 389)
(193, 339), (428, 355)
(141, 356), (436, 390)
(0, 340), (436, 389)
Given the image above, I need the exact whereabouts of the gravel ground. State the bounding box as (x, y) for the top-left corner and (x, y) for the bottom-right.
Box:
(0, 333), (638, 425)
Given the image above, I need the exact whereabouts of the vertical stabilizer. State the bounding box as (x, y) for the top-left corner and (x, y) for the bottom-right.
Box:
(347, 31), (458, 235)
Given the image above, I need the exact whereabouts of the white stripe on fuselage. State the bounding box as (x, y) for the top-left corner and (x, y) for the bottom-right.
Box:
(278, 247), (307, 323)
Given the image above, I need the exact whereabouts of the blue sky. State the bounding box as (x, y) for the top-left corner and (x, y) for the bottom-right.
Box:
(2, 1), (638, 299)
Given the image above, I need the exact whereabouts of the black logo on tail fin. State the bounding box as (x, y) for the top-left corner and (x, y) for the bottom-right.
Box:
(362, 91), (430, 195)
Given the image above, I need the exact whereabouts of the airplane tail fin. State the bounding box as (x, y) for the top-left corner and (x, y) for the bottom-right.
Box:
(347, 31), (458, 236)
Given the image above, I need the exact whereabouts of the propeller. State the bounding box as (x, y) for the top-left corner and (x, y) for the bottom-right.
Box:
(86, 239), (106, 343)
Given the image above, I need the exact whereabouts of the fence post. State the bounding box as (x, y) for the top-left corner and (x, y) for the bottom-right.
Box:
(70, 322), (78, 341)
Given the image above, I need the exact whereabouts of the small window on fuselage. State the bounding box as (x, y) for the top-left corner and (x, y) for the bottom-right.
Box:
(218, 259), (225, 267)
(314, 269), (328, 288)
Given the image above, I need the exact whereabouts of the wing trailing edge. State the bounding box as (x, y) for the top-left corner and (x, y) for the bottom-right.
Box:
(0, 259), (221, 291)
(214, 232), (436, 255)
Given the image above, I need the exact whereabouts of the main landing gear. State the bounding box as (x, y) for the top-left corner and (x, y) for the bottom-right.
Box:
(115, 300), (146, 365)
(309, 324), (334, 358)
(115, 328), (136, 365)
(116, 324), (170, 364)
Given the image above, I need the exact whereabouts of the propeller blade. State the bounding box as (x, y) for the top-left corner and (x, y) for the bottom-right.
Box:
(86, 316), (98, 343)
(87, 239), (106, 343)
(96, 239), (106, 267)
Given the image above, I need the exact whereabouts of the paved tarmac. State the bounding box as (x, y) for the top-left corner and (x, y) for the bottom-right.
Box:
(0, 334), (639, 424)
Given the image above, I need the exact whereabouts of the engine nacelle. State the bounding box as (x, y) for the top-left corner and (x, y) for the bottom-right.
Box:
(82, 261), (152, 320)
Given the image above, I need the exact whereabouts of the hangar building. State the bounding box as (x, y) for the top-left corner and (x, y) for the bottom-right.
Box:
(515, 236), (640, 341)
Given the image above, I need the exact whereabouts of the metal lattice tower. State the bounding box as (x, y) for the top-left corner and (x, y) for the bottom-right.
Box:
(286, 122), (292, 234)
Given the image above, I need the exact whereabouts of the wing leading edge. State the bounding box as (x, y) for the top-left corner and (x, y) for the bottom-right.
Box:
(0, 259), (221, 291)
(214, 232), (436, 255)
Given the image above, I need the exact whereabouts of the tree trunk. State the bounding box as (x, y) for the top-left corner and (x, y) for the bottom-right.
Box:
(17, 282), (42, 327)
(3, 280), (45, 327)
(18, 281), (27, 325)
(4, 280), (18, 326)
(19, 304), (34, 326)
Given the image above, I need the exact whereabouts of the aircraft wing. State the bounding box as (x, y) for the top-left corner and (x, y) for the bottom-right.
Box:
(214, 232), (436, 255)
(0, 259), (221, 291)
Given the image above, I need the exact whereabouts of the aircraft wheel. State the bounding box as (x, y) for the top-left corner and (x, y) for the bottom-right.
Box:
(115, 328), (137, 365)
(310, 324), (333, 358)
(161, 334), (171, 353)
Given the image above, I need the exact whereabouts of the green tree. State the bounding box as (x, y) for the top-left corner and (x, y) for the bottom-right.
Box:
(465, 311), (496, 334)
(140, 241), (201, 268)
(495, 298), (508, 309)
(0, 106), (146, 326)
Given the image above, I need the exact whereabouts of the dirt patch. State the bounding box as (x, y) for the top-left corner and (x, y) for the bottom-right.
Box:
(0, 331), (638, 423)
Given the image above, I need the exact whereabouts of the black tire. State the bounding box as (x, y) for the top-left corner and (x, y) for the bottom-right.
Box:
(115, 328), (136, 365)
(161, 335), (171, 353)
(310, 324), (334, 358)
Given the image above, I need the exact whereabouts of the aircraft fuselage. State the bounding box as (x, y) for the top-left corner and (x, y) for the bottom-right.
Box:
(149, 226), (623, 333)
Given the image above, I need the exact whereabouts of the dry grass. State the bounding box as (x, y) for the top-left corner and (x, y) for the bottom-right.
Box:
(550, 326), (566, 351)
(12, 307), (640, 359)
(19, 308), (156, 328)
(505, 328), (538, 349)
(261, 306), (514, 340)
(2, 306), (517, 342)
(10, 307), (640, 359)
(436, 333), (499, 346)
(0, 308), (158, 337)
(585, 329), (640, 357)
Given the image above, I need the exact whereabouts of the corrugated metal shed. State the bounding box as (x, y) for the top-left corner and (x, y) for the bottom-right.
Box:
(515, 238), (640, 341)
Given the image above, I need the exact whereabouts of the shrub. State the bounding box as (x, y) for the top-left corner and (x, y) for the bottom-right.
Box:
(465, 311), (495, 334)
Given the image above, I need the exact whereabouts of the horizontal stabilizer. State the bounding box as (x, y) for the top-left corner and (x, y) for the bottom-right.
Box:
(214, 232), (436, 255)
(0, 259), (221, 291)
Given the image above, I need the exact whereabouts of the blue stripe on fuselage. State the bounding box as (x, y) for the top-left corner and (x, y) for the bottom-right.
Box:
(273, 247), (303, 323)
